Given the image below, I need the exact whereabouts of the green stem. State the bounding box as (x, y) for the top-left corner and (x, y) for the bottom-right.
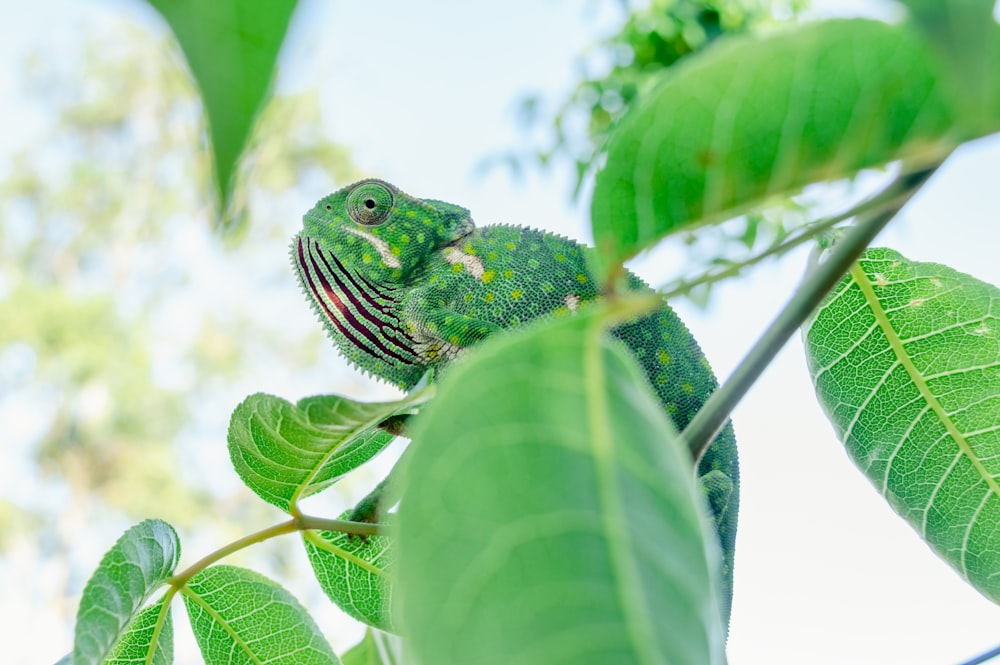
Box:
(297, 514), (384, 537)
(682, 163), (941, 463)
(168, 519), (298, 586)
(167, 514), (385, 587)
(658, 181), (902, 301)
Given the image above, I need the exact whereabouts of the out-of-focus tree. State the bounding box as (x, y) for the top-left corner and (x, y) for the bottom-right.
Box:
(0, 18), (359, 526)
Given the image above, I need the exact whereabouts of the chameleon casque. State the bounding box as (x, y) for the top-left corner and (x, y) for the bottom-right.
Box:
(292, 178), (739, 626)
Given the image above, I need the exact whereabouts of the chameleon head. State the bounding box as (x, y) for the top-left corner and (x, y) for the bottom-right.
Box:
(294, 178), (475, 284)
(291, 179), (475, 387)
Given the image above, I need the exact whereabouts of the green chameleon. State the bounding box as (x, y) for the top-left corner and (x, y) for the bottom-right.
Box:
(292, 178), (739, 625)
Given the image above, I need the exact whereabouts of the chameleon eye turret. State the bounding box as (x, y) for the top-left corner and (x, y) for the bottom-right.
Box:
(346, 180), (396, 226)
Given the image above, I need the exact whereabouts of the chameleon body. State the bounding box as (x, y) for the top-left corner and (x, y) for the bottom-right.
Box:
(292, 178), (739, 625)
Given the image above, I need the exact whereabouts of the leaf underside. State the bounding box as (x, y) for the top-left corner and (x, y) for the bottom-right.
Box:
(227, 390), (430, 512)
(805, 247), (1000, 603)
(591, 18), (966, 269)
(183, 565), (340, 665)
(73, 519), (180, 665)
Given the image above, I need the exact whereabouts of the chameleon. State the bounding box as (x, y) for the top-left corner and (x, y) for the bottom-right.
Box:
(291, 178), (739, 627)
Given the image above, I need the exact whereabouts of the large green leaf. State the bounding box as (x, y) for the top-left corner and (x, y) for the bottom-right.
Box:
(105, 598), (173, 665)
(73, 520), (180, 665)
(228, 389), (431, 511)
(397, 302), (725, 665)
(182, 565), (339, 665)
(804, 247), (1000, 603)
(590, 19), (991, 269)
(146, 0), (298, 217)
(304, 511), (396, 631)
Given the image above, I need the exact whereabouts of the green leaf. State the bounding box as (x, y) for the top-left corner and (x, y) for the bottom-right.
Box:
(228, 389), (431, 512)
(804, 247), (1000, 604)
(106, 598), (173, 665)
(397, 302), (725, 665)
(340, 629), (400, 665)
(146, 0), (298, 218)
(73, 520), (180, 665)
(304, 512), (395, 631)
(590, 19), (981, 269)
(900, 3), (1000, 134)
(182, 565), (340, 665)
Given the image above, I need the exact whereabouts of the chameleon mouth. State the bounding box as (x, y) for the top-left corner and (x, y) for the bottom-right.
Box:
(293, 234), (419, 367)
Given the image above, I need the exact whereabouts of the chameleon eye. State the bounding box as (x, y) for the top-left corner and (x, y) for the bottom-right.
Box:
(346, 182), (395, 226)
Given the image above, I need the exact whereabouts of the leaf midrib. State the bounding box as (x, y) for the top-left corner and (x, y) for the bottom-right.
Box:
(850, 263), (1000, 502)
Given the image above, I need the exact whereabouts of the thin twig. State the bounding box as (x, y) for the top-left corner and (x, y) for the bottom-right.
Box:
(681, 164), (941, 462)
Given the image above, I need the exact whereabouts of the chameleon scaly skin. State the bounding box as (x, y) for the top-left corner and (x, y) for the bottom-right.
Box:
(292, 178), (739, 626)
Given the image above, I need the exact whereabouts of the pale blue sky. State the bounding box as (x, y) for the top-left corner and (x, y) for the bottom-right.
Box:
(3, 1), (1000, 664)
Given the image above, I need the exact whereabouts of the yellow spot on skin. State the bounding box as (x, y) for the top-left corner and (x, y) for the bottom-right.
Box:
(482, 270), (496, 283)
(656, 374), (668, 385)
(506, 242), (516, 251)
(406, 210), (417, 217)
(452, 264), (464, 273)
(484, 293), (495, 303)
(417, 233), (426, 243)
(371, 228), (380, 236)
(429, 274), (439, 284)
(391, 246), (401, 256)
(464, 293), (472, 303)
(450, 335), (460, 345)
(666, 403), (677, 413)
(658, 350), (671, 364)
(554, 306), (569, 317)
(488, 251), (498, 261)
(555, 253), (566, 262)
(511, 289), (523, 300)
(463, 242), (476, 255)
(362, 254), (372, 264)
(503, 269), (514, 279)
(334, 216), (344, 223)
(682, 382), (694, 394)
(423, 218), (434, 226)
(400, 234), (410, 243)
(427, 323), (438, 333)
(576, 273), (588, 284)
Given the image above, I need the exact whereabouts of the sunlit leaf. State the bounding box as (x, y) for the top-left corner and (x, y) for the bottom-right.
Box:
(397, 302), (725, 665)
(145, 0), (298, 217)
(304, 512), (395, 631)
(590, 19), (986, 270)
(227, 389), (431, 511)
(106, 598), (173, 665)
(73, 520), (180, 665)
(804, 247), (1000, 603)
(182, 565), (339, 665)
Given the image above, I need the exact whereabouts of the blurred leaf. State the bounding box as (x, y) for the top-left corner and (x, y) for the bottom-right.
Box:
(73, 520), (180, 665)
(804, 247), (1000, 604)
(341, 629), (400, 665)
(182, 565), (339, 665)
(304, 511), (395, 631)
(899, 0), (999, 128)
(105, 598), (173, 665)
(227, 388), (432, 511)
(398, 303), (725, 665)
(591, 19), (974, 271)
(146, 0), (299, 219)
